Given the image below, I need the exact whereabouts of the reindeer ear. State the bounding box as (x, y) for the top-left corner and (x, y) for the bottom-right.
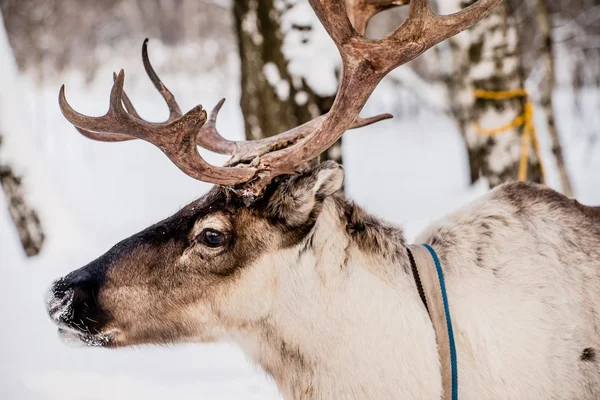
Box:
(266, 161), (344, 227)
(310, 160), (344, 197)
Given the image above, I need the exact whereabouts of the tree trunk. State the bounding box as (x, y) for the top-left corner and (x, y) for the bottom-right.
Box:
(536, 0), (573, 197)
(0, 14), (44, 257)
(0, 147), (45, 257)
(233, 0), (342, 164)
(443, 0), (543, 187)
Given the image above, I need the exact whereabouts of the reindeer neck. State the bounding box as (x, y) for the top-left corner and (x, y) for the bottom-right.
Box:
(237, 196), (442, 400)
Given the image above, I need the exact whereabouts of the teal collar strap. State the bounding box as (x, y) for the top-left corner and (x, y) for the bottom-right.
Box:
(407, 244), (458, 400)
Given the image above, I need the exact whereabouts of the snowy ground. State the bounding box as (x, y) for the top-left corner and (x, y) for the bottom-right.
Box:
(1, 40), (599, 399)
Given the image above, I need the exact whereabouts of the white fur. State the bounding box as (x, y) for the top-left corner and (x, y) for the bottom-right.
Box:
(210, 185), (600, 399)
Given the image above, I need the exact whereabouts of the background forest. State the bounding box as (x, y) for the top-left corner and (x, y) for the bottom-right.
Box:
(1, 0), (599, 399)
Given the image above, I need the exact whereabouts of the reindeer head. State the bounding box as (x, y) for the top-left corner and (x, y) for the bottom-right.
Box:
(47, 161), (343, 347)
(46, 0), (500, 348)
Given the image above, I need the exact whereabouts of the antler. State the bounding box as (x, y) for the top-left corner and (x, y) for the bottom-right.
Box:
(200, 99), (392, 166)
(59, 0), (501, 195)
(60, 39), (389, 182)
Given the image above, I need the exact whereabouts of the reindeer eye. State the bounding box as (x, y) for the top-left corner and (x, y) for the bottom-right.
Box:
(199, 229), (226, 248)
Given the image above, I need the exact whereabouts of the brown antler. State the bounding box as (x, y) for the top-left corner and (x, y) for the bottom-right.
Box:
(59, 0), (501, 194)
(59, 40), (256, 185)
(199, 98), (392, 166)
(60, 39), (389, 181)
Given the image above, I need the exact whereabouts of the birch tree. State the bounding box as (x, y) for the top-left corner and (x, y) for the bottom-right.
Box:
(535, 0), (573, 197)
(441, 0), (543, 187)
(233, 0), (342, 163)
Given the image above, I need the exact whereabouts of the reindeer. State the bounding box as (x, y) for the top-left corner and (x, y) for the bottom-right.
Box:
(46, 0), (600, 399)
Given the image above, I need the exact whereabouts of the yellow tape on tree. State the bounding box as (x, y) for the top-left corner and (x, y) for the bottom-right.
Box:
(472, 89), (545, 183)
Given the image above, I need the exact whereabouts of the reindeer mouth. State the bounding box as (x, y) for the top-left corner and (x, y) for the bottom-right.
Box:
(50, 302), (114, 347)
(56, 326), (113, 347)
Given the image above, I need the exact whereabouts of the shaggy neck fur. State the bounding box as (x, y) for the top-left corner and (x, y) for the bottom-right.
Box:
(235, 197), (442, 400)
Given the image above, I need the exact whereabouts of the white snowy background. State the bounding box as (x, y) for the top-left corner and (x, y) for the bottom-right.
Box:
(1, 5), (599, 400)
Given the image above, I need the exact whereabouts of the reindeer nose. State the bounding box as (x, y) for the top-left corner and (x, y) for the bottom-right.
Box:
(46, 282), (76, 322)
(46, 268), (105, 330)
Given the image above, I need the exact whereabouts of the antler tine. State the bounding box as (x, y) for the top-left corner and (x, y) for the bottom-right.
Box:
(113, 72), (142, 119)
(74, 127), (135, 142)
(433, 0), (504, 38)
(195, 98), (238, 155)
(141, 38), (183, 122)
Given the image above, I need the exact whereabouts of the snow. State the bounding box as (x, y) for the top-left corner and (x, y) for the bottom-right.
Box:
(242, 1), (264, 46)
(470, 58), (497, 80)
(294, 90), (308, 105)
(0, 17), (83, 256)
(2, 24), (600, 400)
(263, 62), (291, 101)
(388, 67), (449, 112)
(280, 1), (339, 97)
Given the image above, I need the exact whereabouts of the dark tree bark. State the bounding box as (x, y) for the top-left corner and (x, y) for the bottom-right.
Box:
(0, 135), (45, 257)
(233, 0), (342, 164)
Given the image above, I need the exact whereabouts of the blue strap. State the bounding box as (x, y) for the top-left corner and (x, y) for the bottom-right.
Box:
(422, 244), (458, 400)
